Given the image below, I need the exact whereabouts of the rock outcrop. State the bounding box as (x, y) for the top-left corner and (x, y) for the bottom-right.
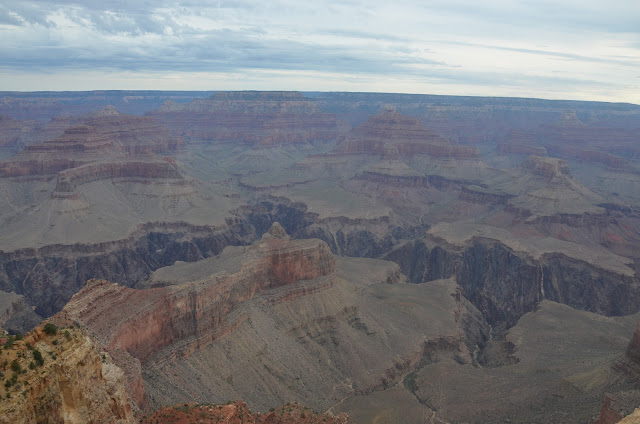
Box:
(385, 233), (639, 327)
(0, 324), (135, 424)
(0, 106), (183, 181)
(593, 392), (640, 424)
(333, 109), (480, 159)
(60, 225), (335, 364)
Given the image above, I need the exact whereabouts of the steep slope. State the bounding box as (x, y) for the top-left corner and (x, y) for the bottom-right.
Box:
(55, 225), (488, 421)
(46, 224), (640, 423)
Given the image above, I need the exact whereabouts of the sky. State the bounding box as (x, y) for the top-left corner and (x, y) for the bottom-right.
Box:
(0, 0), (639, 103)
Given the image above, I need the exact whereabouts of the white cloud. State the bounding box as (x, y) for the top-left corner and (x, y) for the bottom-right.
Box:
(0, 0), (638, 103)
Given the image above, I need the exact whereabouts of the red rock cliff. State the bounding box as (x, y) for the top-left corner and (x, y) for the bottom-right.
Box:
(61, 229), (336, 364)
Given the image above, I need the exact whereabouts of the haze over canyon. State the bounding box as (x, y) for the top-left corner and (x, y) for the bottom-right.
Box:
(0, 90), (640, 423)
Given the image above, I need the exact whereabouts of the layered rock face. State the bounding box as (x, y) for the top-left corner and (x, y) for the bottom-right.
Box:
(52, 225), (485, 419)
(385, 233), (640, 327)
(471, 155), (606, 217)
(0, 324), (135, 424)
(61, 225), (335, 364)
(53, 159), (182, 192)
(0, 220), (257, 318)
(521, 155), (572, 178)
(333, 109), (480, 159)
(51, 226), (338, 411)
(12, 106), (181, 160)
(2, 91), (640, 423)
(150, 91), (347, 146)
(0, 106), (183, 182)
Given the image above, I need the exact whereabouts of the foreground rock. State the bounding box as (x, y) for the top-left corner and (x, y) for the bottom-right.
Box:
(0, 324), (135, 423)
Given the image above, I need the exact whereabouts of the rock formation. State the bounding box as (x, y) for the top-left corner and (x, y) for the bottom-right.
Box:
(0, 106), (183, 185)
(1, 90), (640, 423)
(0, 324), (135, 423)
(150, 91), (347, 147)
(60, 227), (335, 363)
(333, 109), (479, 159)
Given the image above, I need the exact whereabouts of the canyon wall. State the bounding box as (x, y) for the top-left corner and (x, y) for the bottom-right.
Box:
(0, 220), (258, 317)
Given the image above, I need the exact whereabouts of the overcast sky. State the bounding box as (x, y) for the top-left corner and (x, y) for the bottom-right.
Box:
(0, 0), (639, 103)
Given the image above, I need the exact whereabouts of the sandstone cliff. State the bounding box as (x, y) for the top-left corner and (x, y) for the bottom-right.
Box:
(0, 324), (135, 424)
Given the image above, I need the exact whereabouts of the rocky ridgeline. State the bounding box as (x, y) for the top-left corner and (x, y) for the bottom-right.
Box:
(150, 91), (347, 146)
(0, 324), (135, 423)
(56, 224), (335, 405)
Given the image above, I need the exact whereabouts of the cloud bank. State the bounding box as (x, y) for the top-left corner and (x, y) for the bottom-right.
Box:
(0, 0), (638, 102)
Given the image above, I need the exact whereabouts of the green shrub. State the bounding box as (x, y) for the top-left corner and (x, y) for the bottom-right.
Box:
(43, 323), (58, 336)
(32, 350), (44, 367)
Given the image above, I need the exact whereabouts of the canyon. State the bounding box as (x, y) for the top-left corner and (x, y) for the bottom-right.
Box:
(0, 90), (640, 423)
